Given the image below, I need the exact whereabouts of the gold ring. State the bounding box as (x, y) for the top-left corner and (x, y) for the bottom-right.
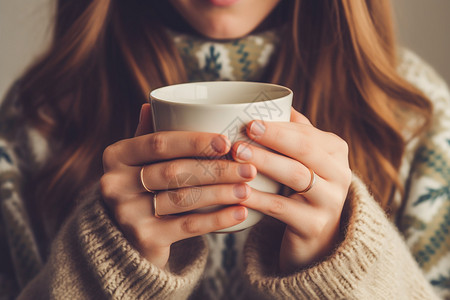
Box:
(140, 166), (154, 193)
(298, 168), (316, 194)
(153, 192), (162, 218)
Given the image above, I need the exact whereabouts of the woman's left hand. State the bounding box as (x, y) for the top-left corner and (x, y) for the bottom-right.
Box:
(232, 108), (352, 272)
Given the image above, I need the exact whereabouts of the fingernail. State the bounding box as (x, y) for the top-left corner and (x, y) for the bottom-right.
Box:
(233, 184), (249, 199)
(233, 207), (247, 220)
(238, 164), (255, 179)
(236, 144), (252, 161)
(211, 135), (227, 153)
(250, 121), (265, 137)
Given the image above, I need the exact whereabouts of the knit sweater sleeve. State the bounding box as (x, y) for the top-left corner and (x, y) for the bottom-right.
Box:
(0, 83), (209, 299)
(18, 189), (209, 300)
(243, 50), (449, 299)
(244, 177), (438, 299)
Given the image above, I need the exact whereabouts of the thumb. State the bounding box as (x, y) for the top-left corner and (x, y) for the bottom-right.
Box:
(134, 103), (153, 137)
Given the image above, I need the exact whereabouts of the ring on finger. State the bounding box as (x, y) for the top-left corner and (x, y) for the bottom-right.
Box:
(153, 192), (163, 218)
(140, 165), (155, 193)
(297, 167), (316, 194)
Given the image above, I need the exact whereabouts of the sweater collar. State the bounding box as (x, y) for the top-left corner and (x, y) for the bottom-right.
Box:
(168, 29), (279, 82)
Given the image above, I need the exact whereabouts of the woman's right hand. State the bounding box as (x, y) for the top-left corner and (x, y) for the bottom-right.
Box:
(100, 104), (256, 269)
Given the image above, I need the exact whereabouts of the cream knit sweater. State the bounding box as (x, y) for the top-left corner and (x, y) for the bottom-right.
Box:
(1, 47), (449, 299)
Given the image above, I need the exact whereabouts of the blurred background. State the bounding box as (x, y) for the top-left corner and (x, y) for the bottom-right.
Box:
(1, 0), (449, 100)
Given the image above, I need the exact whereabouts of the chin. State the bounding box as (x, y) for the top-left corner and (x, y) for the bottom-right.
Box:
(191, 15), (256, 40)
(198, 25), (255, 40)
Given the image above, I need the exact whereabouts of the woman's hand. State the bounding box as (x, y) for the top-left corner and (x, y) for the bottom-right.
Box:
(232, 108), (352, 272)
(101, 104), (256, 269)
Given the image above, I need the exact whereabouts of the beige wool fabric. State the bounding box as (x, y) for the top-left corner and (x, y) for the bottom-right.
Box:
(15, 178), (439, 299)
(245, 177), (439, 299)
(18, 189), (209, 299)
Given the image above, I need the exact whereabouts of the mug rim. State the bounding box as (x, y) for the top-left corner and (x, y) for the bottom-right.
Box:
(149, 81), (293, 107)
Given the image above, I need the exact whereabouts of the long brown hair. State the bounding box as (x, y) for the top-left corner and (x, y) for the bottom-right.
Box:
(18, 0), (431, 239)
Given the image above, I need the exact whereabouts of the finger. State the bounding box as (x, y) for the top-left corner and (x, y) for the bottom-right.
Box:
(248, 120), (342, 153)
(141, 159), (256, 191)
(241, 189), (320, 237)
(135, 103), (153, 137)
(234, 143), (344, 206)
(154, 183), (251, 215)
(232, 141), (344, 184)
(290, 107), (312, 125)
(111, 194), (248, 240)
(103, 132), (231, 170)
(155, 206), (248, 245)
(273, 122), (348, 158)
(103, 159), (256, 197)
(244, 121), (347, 176)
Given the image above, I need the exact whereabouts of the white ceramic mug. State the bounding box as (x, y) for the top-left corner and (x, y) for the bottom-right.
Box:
(150, 81), (292, 232)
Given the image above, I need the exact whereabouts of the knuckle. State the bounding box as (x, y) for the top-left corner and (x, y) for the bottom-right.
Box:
(115, 209), (160, 248)
(118, 215), (153, 246)
(289, 164), (309, 189)
(308, 224), (322, 238)
(113, 206), (130, 226)
(129, 224), (152, 247)
(148, 132), (167, 155)
(327, 132), (349, 154)
(102, 143), (122, 170)
(268, 197), (285, 216)
(181, 216), (201, 235)
(326, 132), (339, 141)
(309, 215), (328, 237)
(298, 142), (314, 157)
(133, 226), (150, 245)
(338, 138), (349, 155)
(171, 188), (191, 207)
(210, 160), (229, 180)
(100, 174), (120, 202)
(343, 168), (352, 185)
(190, 135), (205, 153)
(162, 161), (181, 182)
(335, 167), (352, 190)
(212, 213), (226, 229)
(300, 127), (314, 139)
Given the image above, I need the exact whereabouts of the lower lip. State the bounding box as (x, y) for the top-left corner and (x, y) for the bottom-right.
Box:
(208, 0), (241, 6)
